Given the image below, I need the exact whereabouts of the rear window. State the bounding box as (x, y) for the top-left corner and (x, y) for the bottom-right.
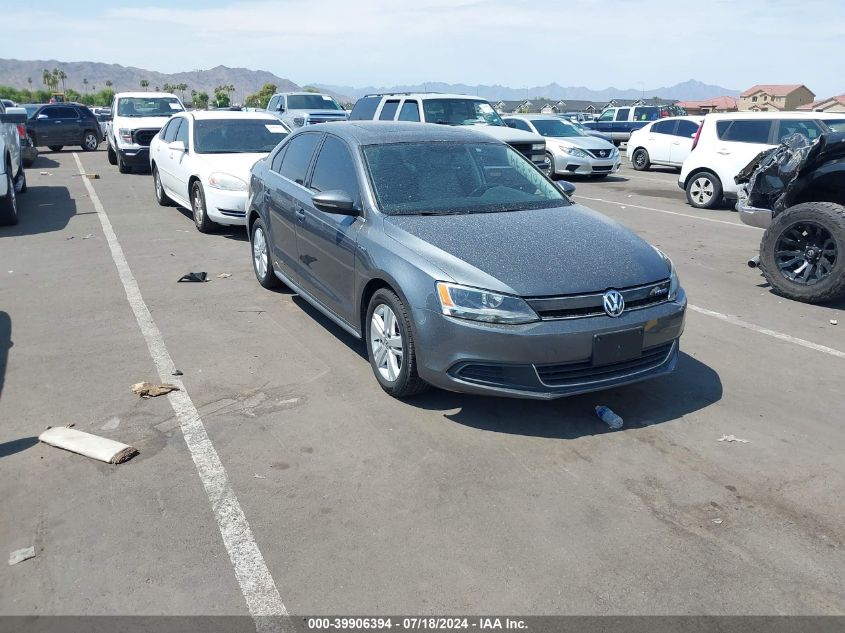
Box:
(348, 96), (381, 121)
(615, 108), (630, 121)
(633, 107), (659, 121)
(716, 119), (773, 144)
(286, 94), (342, 111)
(379, 100), (400, 121)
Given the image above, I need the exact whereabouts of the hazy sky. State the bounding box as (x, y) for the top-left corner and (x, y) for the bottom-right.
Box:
(4, 0), (843, 96)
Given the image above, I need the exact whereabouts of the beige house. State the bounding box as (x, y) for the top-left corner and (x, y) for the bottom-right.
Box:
(796, 95), (845, 113)
(676, 96), (738, 114)
(738, 85), (815, 111)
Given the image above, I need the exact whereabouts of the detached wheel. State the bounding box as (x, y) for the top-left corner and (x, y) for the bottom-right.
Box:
(250, 218), (281, 289)
(0, 169), (18, 226)
(546, 152), (557, 180)
(631, 148), (650, 171)
(191, 181), (216, 233)
(759, 202), (845, 303)
(686, 171), (722, 209)
(365, 289), (429, 399)
(48, 145), (63, 152)
(152, 166), (173, 206)
(81, 131), (99, 151)
(107, 143), (117, 165)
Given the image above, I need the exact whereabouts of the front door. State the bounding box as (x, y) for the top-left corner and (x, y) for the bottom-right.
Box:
(32, 105), (78, 146)
(153, 117), (180, 194)
(295, 135), (363, 324)
(647, 119), (676, 163)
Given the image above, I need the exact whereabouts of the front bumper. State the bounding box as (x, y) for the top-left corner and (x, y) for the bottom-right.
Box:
(204, 186), (248, 226)
(553, 151), (620, 176)
(736, 185), (773, 229)
(411, 293), (687, 400)
(118, 146), (150, 167)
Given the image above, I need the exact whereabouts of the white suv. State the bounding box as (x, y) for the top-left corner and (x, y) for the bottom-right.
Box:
(679, 112), (845, 209)
(107, 92), (185, 173)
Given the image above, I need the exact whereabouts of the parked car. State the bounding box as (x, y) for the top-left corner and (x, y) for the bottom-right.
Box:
(19, 104), (42, 120)
(738, 132), (845, 303)
(265, 92), (348, 129)
(107, 92), (185, 173)
(0, 103), (29, 225)
(678, 112), (845, 209)
(90, 107), (112, 140)
(504, 114), (620, 178)
(246, 122), (685, 399)
(563, 118), (614, 143)
(1, 99), (16, 108)
(562, 112), (595, 124)
(627, 116), (703, 171)
(583, 105), (685, 144)
(350, 93), (548, 170)
(150, 110), (289, 232)
(25, 103), (102, 152)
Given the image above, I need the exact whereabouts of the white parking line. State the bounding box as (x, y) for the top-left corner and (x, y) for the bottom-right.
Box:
(578, 195), (760, 230)
(615, 172), (678, 185)
(689, 304), (845, 359)
(73, 154), (287, 630)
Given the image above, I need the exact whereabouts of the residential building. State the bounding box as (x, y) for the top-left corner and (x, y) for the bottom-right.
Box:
(738, 85), (815, 112)
(796, 95), (845, 113)
(676, 96), (738, 115)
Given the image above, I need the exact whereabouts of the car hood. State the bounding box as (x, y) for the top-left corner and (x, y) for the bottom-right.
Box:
(471, 125), (545, 144)
(195, 153), (268, 180)
(547, 135), (615, 151)
(383, 204), (669, 297)
(115, 115), (178, 128)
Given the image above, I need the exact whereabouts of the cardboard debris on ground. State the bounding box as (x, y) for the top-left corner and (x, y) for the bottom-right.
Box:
(132, 382), (180, 398)
(718, 434), (749, 443)
(84, 173), (100, 180)
(178, 272), (208, 283)
(831, 320), (838, 325)
(171, 370), (183, 376)
(9, 547), (36, 566)
(217, 273), (232, 278)
(39, 427), (138, 464)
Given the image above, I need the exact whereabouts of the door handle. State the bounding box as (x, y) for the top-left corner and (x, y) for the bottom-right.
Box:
(295, 208), (306, 222)
(55, 121), (62, 124)
(673, 141), (681, 145)
(717, 150), (731, 155)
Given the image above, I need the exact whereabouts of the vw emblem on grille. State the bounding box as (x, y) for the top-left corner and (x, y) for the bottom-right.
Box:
(603, 290), (625, 317)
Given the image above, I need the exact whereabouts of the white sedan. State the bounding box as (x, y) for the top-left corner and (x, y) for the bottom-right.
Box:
(150, 111), (289, 232)
(626, 116), (703, 171)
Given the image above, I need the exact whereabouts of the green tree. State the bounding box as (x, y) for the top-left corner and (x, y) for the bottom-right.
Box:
(244, 83), (277, 109)
(140, 79), (149, 91)
(192, 91), (209, 109)
(213, 85), (230, 108)
(303, 85), (320, 93)
(58, 70), (67, 92)
(177, 83), (188, 102)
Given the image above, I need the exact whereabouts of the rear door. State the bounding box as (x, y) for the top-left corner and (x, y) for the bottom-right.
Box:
(713, 119), (775, 193)
(646, 119), (676, 163)
(612, 108), (630, 140)
(669, 119), (700, 165)
(296, 134), (363, 322)
(54, 106), (82, 144)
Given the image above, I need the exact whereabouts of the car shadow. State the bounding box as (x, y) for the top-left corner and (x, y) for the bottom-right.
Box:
(0, 186), (77, 238)
(29, 155), (60, 169)
(290, 295), (367, 360)
(0, 437), (39, 458)
(171, 206), (249, 242)
(408, 352), (721, 439)
(0, 311), (10, 401)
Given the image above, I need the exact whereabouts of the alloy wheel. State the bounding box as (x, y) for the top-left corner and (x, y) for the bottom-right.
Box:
(634, 150), (646, 168)
(690, 177), (714, 205)
(192, 187), (204, 224)
(370, 304), (403, 382)
(84, 133), (98, 150)
(775, 221), (837, 285)
(154, 171), (163, 199)
(253, 226), (269, 279)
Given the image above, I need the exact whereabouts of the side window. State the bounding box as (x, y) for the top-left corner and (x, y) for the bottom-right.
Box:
(777, 119), (822, 142)
(633, 107), (658, 121)
(598, 109), (614, 122)
(270, 145), (288, 173)
(174, 119), (188, 145)
(717, 120), (773, 143)
(511, 119), (532, 132)
(379, 100), (400, 121)
(398, 100), (420, 122)
(267, 96), (279, 112)
(278, 133), (321, 185)
(651, 120), (675, 135)
(43, 107), (75, 119)
(161, 118), (179, 142)
(348, 96), (381, 121)
(309, 136), (361, 207)
(675, 120), (700, 138)
(615, 108), (630, 121)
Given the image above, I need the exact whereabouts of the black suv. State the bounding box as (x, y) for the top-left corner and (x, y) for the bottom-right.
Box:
(26, 103), (102, 152)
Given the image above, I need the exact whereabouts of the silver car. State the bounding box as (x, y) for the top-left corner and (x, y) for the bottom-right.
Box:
(505, 115), (621, 178)
(246, 122), (686, 400)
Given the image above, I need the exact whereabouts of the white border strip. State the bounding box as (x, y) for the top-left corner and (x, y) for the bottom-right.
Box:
(73, 154), (287, 629)
(689, 304), (845, 359)
(578, 195), (760, 229)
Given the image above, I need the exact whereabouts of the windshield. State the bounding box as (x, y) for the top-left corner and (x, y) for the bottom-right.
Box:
(286, 94), (342, 110)
(193, 119), (288, 154)
(422, 99), (504, 127)
(117, 97), (183, 117)
(531, 119), (584, 138)
(363, 141), (566, 216)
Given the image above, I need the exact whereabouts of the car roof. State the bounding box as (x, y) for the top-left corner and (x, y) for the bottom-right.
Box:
(275, 92), (335, 97)
(504, 114), (572, 121)
(115, 92), (181, 99)
(365, 93), (491, 101)
(647, 115), (704, 122)
(703, 111), (845, 121)
(292, 121), (504, 145)
(186, 110), (284, 121)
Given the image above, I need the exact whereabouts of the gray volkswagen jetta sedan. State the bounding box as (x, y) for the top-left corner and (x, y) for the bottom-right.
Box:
(246, 122), (686, 399)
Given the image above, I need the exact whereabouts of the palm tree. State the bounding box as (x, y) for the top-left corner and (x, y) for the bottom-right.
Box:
(105, 80), (113, 89)
(42, 68), (51, 90)
(27, 77), (32, 88)
(140, 79), (149, 91)
(58, 70), (67, 92)
(177, 83), (188, 102)
(154, 86), (160, 92)
(82, 78), (89, 93)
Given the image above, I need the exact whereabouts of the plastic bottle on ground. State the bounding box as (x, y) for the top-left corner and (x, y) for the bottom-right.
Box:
(595, 405), (623, 430)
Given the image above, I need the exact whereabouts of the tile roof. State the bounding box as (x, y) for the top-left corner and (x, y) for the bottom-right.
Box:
(740, 84), (809, 98)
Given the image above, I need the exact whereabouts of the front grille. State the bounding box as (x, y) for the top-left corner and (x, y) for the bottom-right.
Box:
(536, 342), (675, 387)
(306, 115), (347, 125)
(527, 280), (671, 320)
(133, 128), (160, 146)
(591, 165), (613, 172)
(509, 142), (545, 166)
(457, 364), (506, 385)
(586, 148), (614, 159)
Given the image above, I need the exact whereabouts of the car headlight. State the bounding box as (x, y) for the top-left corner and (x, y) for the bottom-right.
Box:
(435, 282), (539, 325)
(118, 128), (132, 144)
(560, 146), (589, 158)
(654, 248), (681, 301)
(531, 143), (545, 151)
(208, 172), (247, 191)
(610, 146), (619, 157)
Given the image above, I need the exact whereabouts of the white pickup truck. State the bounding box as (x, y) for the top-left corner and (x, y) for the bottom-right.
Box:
(0, 102), (28, 225)
(106, 92), (185, 173)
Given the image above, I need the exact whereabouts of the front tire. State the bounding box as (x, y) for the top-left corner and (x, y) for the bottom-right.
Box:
(250, 218), (281, 289)
(0, 169), (18, 226)
(546, 152), (557, 180)
(81, 131), (99, 151)
(107, 142), (117, 165)
(631, 148), (650, 171)
(152, 166), (173, 206)
(117, 150), (131, 174)
(365, 289), (429, 399)
(191, 181), (216, 233)
(48, 145), (63, 152)
(759, 202), (845, 303)
(686, 171), (723, 209)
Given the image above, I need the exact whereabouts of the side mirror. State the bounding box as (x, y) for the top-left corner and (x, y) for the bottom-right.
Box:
(169, 140), (187, 153)
(37, 113), (48, 120)
(557, 180), (576, 196)
(312, 190), (357, 215)
(0, 107), (27, 124)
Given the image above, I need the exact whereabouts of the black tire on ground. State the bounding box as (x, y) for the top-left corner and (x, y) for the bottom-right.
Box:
(250, 218), (281, 289)
(685, 171), (723, 209)
(759, 201), (845, 304)
(631, 147), (650, 171)
(81, 131), (99, 151)
(107, 143), (117, 165)
(152, 166), (173, 206)
(48, 145), (63, 152)
(191, 181), (215, 233)
(365, 288), (429, 399)
(0, 169), (18, 226)
(546, 152), (557, 180)
(117, 150), (131, 174)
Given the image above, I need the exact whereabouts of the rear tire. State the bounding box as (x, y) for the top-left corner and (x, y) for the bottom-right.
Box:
(759, 202), (845, 303)
(81, 131), (99, 151)
(631, 147), (650, 171)
(0, 169), (18, 226)
(250, 218), (281, 289)
(686, 171), (723, 209)
(152, 166), (173, 206)
(48, 145), (63, 152)
(365, 289), (429, 399)
(107, 142), (117, 165)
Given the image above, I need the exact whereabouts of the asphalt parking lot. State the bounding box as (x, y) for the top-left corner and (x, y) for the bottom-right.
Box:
(1, 148), (843, 619)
